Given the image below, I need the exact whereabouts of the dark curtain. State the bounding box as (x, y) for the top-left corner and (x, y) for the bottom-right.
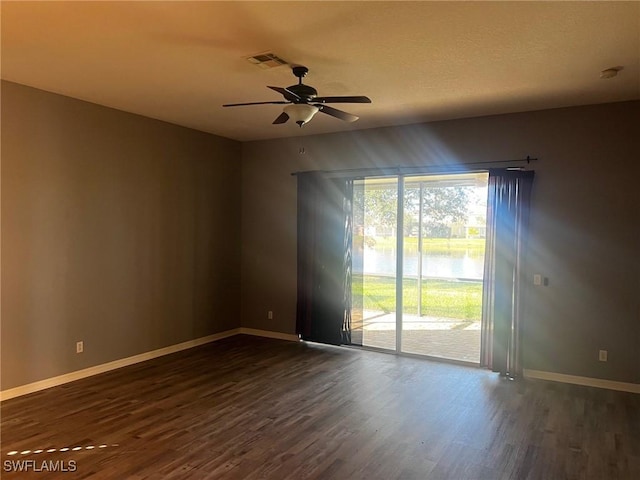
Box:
(480, 169), (534, 378)
(296, 172), (352, 345)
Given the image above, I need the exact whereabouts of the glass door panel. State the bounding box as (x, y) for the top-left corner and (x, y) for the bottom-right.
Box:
(401, 173), (488, 362)
(352, 177), (397, 351)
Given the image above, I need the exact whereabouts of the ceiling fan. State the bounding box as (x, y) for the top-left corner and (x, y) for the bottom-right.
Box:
(223, 65), (371, 127)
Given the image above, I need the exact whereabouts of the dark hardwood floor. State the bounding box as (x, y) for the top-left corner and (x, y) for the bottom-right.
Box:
(1, 335), (639, 479)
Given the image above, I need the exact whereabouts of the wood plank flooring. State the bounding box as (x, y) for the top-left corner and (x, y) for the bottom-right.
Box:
(1, 334), (639, 479)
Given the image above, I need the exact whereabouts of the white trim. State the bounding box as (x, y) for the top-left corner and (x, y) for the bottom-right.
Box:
(238, 327), (300, 342)
(0, 329), (240, 402)
(0, 328), (299, 401)
(524, 369), (640, 394)
(5, 334), (637, 401)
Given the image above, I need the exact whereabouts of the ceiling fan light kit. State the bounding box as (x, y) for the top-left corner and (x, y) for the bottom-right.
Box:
(223, 65), (371, 127)
(284, 104), (320, 127)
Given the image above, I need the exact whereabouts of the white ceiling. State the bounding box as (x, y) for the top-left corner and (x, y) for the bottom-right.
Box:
(2, 1), (639, 142)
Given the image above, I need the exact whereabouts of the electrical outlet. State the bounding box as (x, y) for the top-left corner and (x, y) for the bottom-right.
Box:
(76, 341), (84, 354)
(598, 349), (607, 362)
(533, 274), (542, 286)
(268, 311), (273, 320)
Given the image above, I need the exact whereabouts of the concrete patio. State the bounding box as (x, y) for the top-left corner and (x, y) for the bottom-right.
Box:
(356, 310), (481, 363)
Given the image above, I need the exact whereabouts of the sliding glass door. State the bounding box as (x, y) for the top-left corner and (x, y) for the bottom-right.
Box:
(352, 172), (488, 363)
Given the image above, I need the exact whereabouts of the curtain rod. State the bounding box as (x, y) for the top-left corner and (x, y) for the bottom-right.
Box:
(290, 156), (538, 177)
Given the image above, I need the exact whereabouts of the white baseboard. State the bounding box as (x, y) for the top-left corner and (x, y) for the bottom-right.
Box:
(238, 327), (300, 342)
(524, 369), (640, 394)
(4, 333), (636, 401)
(0, 329), (240, 402)
(0, 327), (300, 402)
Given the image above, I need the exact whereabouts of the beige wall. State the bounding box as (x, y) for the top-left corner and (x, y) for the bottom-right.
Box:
(1, 81), (241, 390)
(241, 101), (640, 384)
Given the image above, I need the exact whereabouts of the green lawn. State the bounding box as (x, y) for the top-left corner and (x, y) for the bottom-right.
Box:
(368, 237), (485, 255)
(352, 274), (483, 320)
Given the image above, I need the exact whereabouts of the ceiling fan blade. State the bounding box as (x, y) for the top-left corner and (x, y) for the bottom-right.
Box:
(223, 101), (290, 107)
(267, 86), (302, 101)
(317, 105), (359, 122)
(313, 96), (372, 104)
(272, 112), (289, 124)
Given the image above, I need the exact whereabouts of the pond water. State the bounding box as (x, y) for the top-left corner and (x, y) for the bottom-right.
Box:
(353, 246), (485, 280)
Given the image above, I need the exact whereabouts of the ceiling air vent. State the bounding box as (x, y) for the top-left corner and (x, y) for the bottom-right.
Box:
(245, 52), (289, 69)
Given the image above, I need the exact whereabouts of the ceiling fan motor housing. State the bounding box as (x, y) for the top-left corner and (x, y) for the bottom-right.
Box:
(287, 84), (318, 103)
